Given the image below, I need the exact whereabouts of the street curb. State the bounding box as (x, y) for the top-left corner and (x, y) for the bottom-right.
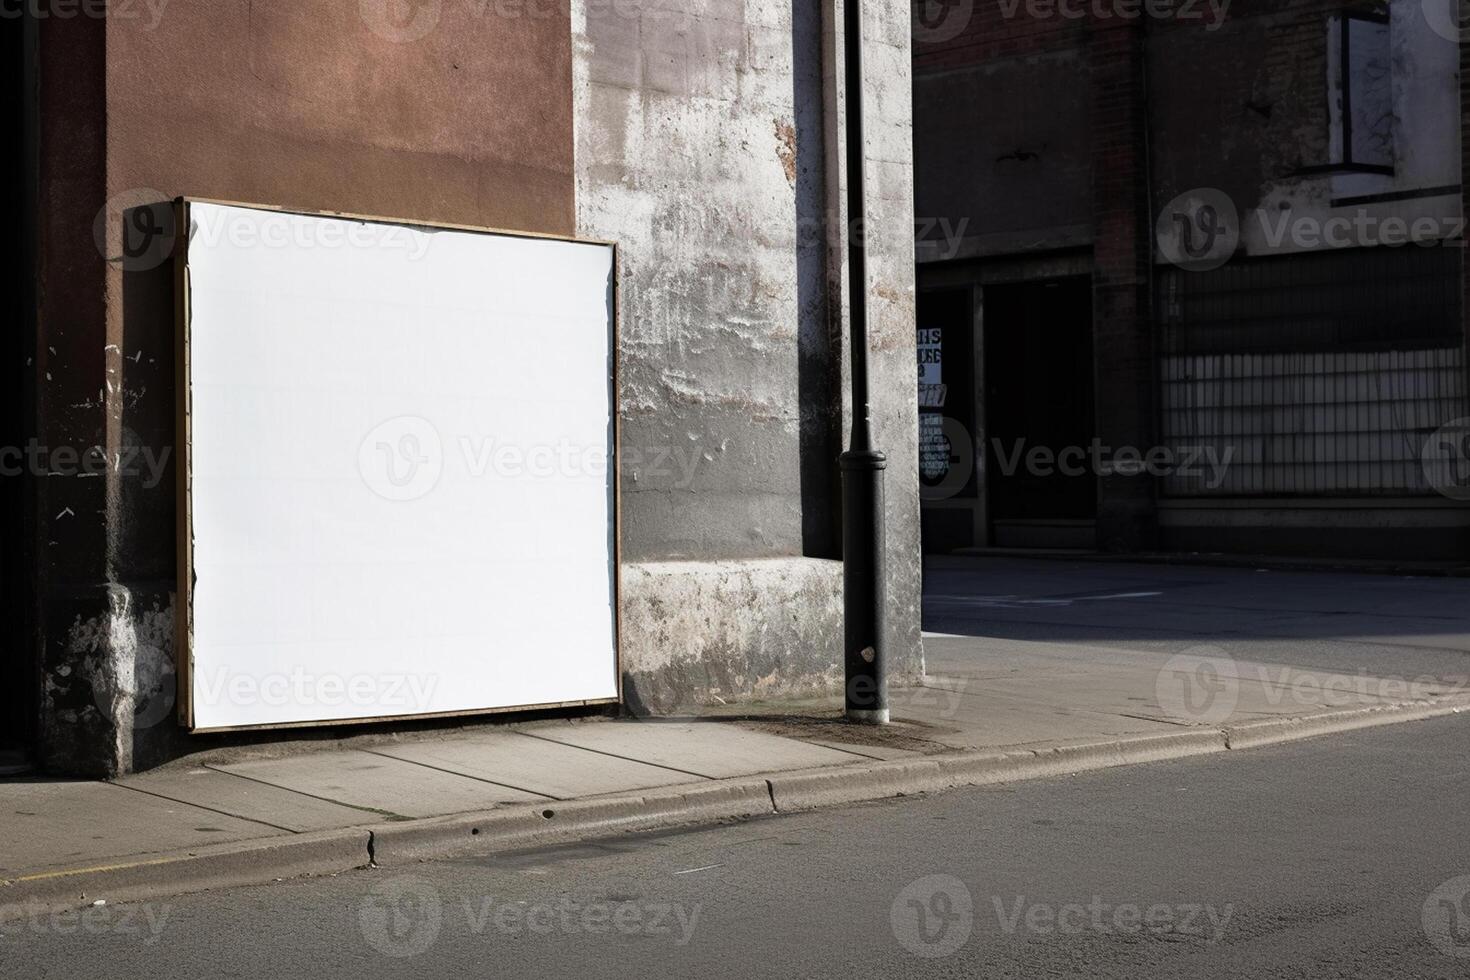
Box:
(1223, 700), (1469, 750)
(7, 699), (1467, 912)
(368, 778), (776, 866)
(0, 828), (370, 914)
(766, 730), (1229, 811)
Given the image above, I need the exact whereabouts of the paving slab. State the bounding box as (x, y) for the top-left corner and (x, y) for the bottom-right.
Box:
(925, 639), (1433, 726)
(923, 635), (1169, 678)
(893, 691), (1185, 750)
(798, 738), (924, 761)
(114, 768), (376, 833)
(371, 731), (697, 799)
(1, 781), (278, 876)
(211, 750), (548, 819)
(523, 721), (870, 778)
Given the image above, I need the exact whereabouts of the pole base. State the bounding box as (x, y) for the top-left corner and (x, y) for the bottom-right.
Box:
(845, 707), (890, 726)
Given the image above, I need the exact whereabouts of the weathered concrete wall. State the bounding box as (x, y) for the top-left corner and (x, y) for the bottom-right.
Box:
(572, 0), (923, 708)
(573, 0), (811, 559)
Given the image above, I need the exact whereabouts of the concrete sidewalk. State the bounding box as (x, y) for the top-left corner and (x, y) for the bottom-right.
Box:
(5, 636), (1469, 911)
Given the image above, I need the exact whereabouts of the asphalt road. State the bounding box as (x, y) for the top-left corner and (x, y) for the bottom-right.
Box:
(6, 714), (1470, 978)
(923, 556), (1470, 686)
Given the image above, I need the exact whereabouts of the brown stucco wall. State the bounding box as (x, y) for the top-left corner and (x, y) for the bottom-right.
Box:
(38, 2), (577, 775)
(105, 1), (575, 234)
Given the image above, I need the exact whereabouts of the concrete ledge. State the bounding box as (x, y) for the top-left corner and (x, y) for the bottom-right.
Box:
(0, 828), (371, 914)
(1224, 701), (1470, 751)
(618, 559), (846, 715)
(368, 778), (775, 866)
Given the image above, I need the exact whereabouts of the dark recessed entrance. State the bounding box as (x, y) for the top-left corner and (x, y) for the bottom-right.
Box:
(983, 276), (1096, 549)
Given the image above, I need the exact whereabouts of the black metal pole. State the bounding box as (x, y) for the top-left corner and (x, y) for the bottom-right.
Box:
(840, 0), (888, 726)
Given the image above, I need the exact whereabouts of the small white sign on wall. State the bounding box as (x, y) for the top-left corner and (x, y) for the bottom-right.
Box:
(178, 200), (620, 730)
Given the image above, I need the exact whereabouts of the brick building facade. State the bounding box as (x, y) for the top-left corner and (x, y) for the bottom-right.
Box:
(913, 0), (1470, 558)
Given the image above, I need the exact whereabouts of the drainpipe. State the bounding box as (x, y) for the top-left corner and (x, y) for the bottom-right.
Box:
(840, 0), (888, 726)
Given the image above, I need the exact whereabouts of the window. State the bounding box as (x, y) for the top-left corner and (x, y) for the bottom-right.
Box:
(1328, 11), (1395, 173)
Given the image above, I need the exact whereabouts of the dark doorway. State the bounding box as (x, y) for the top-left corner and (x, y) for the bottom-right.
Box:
(2, 12), (36, 771)
(983, 277), (1096, 548)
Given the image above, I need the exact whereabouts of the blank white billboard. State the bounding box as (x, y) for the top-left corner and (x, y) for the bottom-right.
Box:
(179, 201), (619, 730)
